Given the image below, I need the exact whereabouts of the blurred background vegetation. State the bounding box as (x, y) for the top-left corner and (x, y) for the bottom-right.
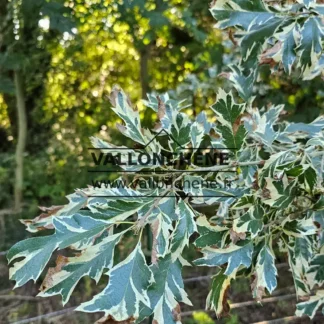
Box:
(0, 0), (323, 323)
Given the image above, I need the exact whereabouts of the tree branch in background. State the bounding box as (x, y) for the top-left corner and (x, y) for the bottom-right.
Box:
(14, 70), (27, 212)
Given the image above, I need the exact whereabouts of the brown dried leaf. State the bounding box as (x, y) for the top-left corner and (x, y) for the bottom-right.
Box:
(209, 128), (220, 139)
(157, 96), (166, 121)
(40, 255), (69, 291)
(229, 229), (246, 244)
(153, 122), (162, 131)
(218, 71), (231, 80)
(20, 205), (64, 231)
(260, 42), (282, 67)
(110, 87), (134, 110)
(116, 123), (127, 134)
(210, 0), (217, 8)
(96, 315), (135, 324)
(220, 285), (231, 317)
(299, 295), (311, 302)
(172, 304), (181, 322)
(251, 273), (265, 302)
(232, 116), (243, 136)
(152, 304), (181, 324)
(150, 219), (160, 265)
(228, 29), (238, 46)
(109, 86), (120, 107)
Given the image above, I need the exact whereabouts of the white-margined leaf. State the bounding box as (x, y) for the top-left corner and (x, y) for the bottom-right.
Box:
(194, 241), (253, 275)
(286, 237), (313, 298)
(38, 230), (126, 305)
(8, 215), (111, 287)
(141, 254), (192, 324)
(110, 87), (148, 146)
(170, 199), (197, 261)
(211, 89), (247, 150)
(252, 242), (277, 300)
(77, 243), (153, 322)
(206, 269), (233, 317)
(234, 204), (264, 238)
(308, 254), (324, 286)
(195, 216), (228, 249)
(296, 290), (324, 319)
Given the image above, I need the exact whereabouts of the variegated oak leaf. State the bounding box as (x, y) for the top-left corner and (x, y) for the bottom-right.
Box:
(194, 241), (253, 275)
(206, 269), (233, 318)
(77, 243), (153, 322)
(211, 89), (247, 150)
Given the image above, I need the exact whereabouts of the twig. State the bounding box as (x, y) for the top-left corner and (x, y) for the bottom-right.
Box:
(135, 184), (176, 229)
(184, 275), (211, 283)
(192, 161), (264, 172)
(0, 295), (42, 302)
(183, 263), (289, 283)
(9, 307), (76, 324)
(181, 293), (296, 317)
(251, 313), (324, 324)
(0, 250), (8, 256)
(9, 294), (297, 323)
(0, 209), (17, 216)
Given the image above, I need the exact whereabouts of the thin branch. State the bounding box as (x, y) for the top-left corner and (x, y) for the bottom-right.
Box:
(191, 161), (264, 172)
(183, 263), (289, 283)
(9, 293), (298, 324)
(0, 295), (42, 302)
(9, 307), (76, 324)
(135, 189), (171, 229)
(181, 294), (296, 317)
(251, 313), (324, 324)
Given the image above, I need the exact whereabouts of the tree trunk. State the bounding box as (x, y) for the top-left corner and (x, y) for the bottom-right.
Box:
(139, 46), (150, 99)
(14, 70), (27, 211)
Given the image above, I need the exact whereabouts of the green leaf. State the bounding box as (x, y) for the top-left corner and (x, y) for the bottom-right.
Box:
(261, 151), (297, 181)
(169, 113), (192, 151)
(244, 104), (285, 147)
(297, 17), (324, 79)
(195, 216), (228, 249)
(308, 254), (324, 286)
(224, 65), (255, 101)
(8, 215), (111, 287)
(298, 166), (317, 192)
(77, 243), (153, 322)
(279, 23), (298, 74)
(297, 0), (315, 8)
(110, 87), (147, 146)
(234, 204), (264, 238)
(20, 192), (87, 233)
(191, 121), (205, 149)
(183, 175), (204, 197)
(211, 0), (324, 79)
(170, 199), (197, 261)
(211, 89), (247, 150)
(286, 237), (312, 298)
(41, 1), (75, 33)
(143, 254), (192, 324)
(151, 212), (173, 260)
(210, 0), (275, 31)
(38, 230), (125, 305)
(252, 242), (277, 299)
(296, 290), (324, 319)
(206, 269), (233, 317)
(194, 241), (253, 275)
(240, 17), (283, 65)
(196, 111), (213, 134)
(0, 75), (15, 94)
(272, 180), (297, 209)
